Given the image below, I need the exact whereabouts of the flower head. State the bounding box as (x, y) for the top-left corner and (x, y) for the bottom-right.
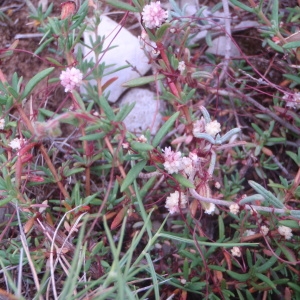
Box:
(165, 191), (187, 214)
(142, 1), (168, 29)
(163, 147), (183, 174)
(181, 157), (193, 176)
(260, 225), (269, 236)
(9, 138), (25, 150)
(278, 225), (293, 240)
(229, 203), (239, 215)
(122, 142), (129, 149)
(137, 134), (147, 143)
(283, 92), (300, 109)
(178, 61), (186, 73)
(60, 67), (83, 92)
(204, 203), (215, 215)
(192, 117), (206, 136)
(60, 1), (76, 19)
(215, 182), (221, 189)
(231, 246), (241, 257)
(205, 120), (221, 136)
(0, 118), (4, 130)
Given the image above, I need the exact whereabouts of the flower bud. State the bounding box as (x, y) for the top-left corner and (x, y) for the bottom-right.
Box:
(60, 1), (77, 20)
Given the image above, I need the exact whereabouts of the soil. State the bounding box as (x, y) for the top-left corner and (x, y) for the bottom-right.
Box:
(0, 0), (55, 83)
(0, 0), (72, 122)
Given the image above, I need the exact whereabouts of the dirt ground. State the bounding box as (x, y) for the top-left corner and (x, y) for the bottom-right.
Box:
(0, 0), (61, 84)
(1, 0), (299, 83)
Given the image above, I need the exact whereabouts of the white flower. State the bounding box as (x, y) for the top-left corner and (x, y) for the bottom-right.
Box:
(278, 225), (293, 240)
(122, 142), (129, 149)
(204, 203), (215, 215)
(283, 92), (300, 109)
(205, 120), (221, 136)
(9, 138), (25, 150)
(163, 147), (183, 174)
(178, 61), (186, 73)
(260, 225), (269, 236)
(244, 229), (256, 237)
(60, 67), (83, 92)
(192, 117), (206, 136)
(215, 182), (221, 189)
(137, 134), (147, 143)
(165, 191), (187, 214)
(229, 203), (239, 215)
(231, 246), (241, 257)
(142, 1), (168, 29)
(0, 118), (4, 130)
(181, 157), (193, 176)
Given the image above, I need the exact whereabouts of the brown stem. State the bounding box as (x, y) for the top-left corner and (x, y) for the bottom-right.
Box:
(15, 155), (22, 189)
(81, 127), (91, 197)
(156, 41), (181, 98)
(155, 41), (194, 127)
(286, 166), (300, 201)
(96, 77), (135, 196)
(247, 0), (256, 7)
(16, 106), (70, 200)
(0, 68), (7, 83)
(83, 161), (115, 244)
(104, 136), (135, 196)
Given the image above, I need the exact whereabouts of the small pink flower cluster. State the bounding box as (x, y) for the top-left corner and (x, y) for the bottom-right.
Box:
(163, 147), (183, 174)
(142, 1), (168, 29)
(163, 147), (197, 176)
(60, 67), (83, 92)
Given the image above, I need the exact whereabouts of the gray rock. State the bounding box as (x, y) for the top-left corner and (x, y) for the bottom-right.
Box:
(83, 16), (151, 103)
(119, 88), (163, 135)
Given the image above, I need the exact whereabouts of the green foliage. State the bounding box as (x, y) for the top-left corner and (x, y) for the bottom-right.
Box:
(0, 0), (299, 299)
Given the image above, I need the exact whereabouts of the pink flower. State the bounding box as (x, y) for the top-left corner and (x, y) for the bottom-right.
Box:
(60, 67), (83, 92)
(142, 1), (168, 29)
(163, 147), (183, 174)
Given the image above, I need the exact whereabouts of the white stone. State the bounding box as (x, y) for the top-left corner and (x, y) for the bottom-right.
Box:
(180, 0), (198, 16)
(119, 88), (163, 134)
(83, 16), (151, 103)
(206, 36), (240, 57)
